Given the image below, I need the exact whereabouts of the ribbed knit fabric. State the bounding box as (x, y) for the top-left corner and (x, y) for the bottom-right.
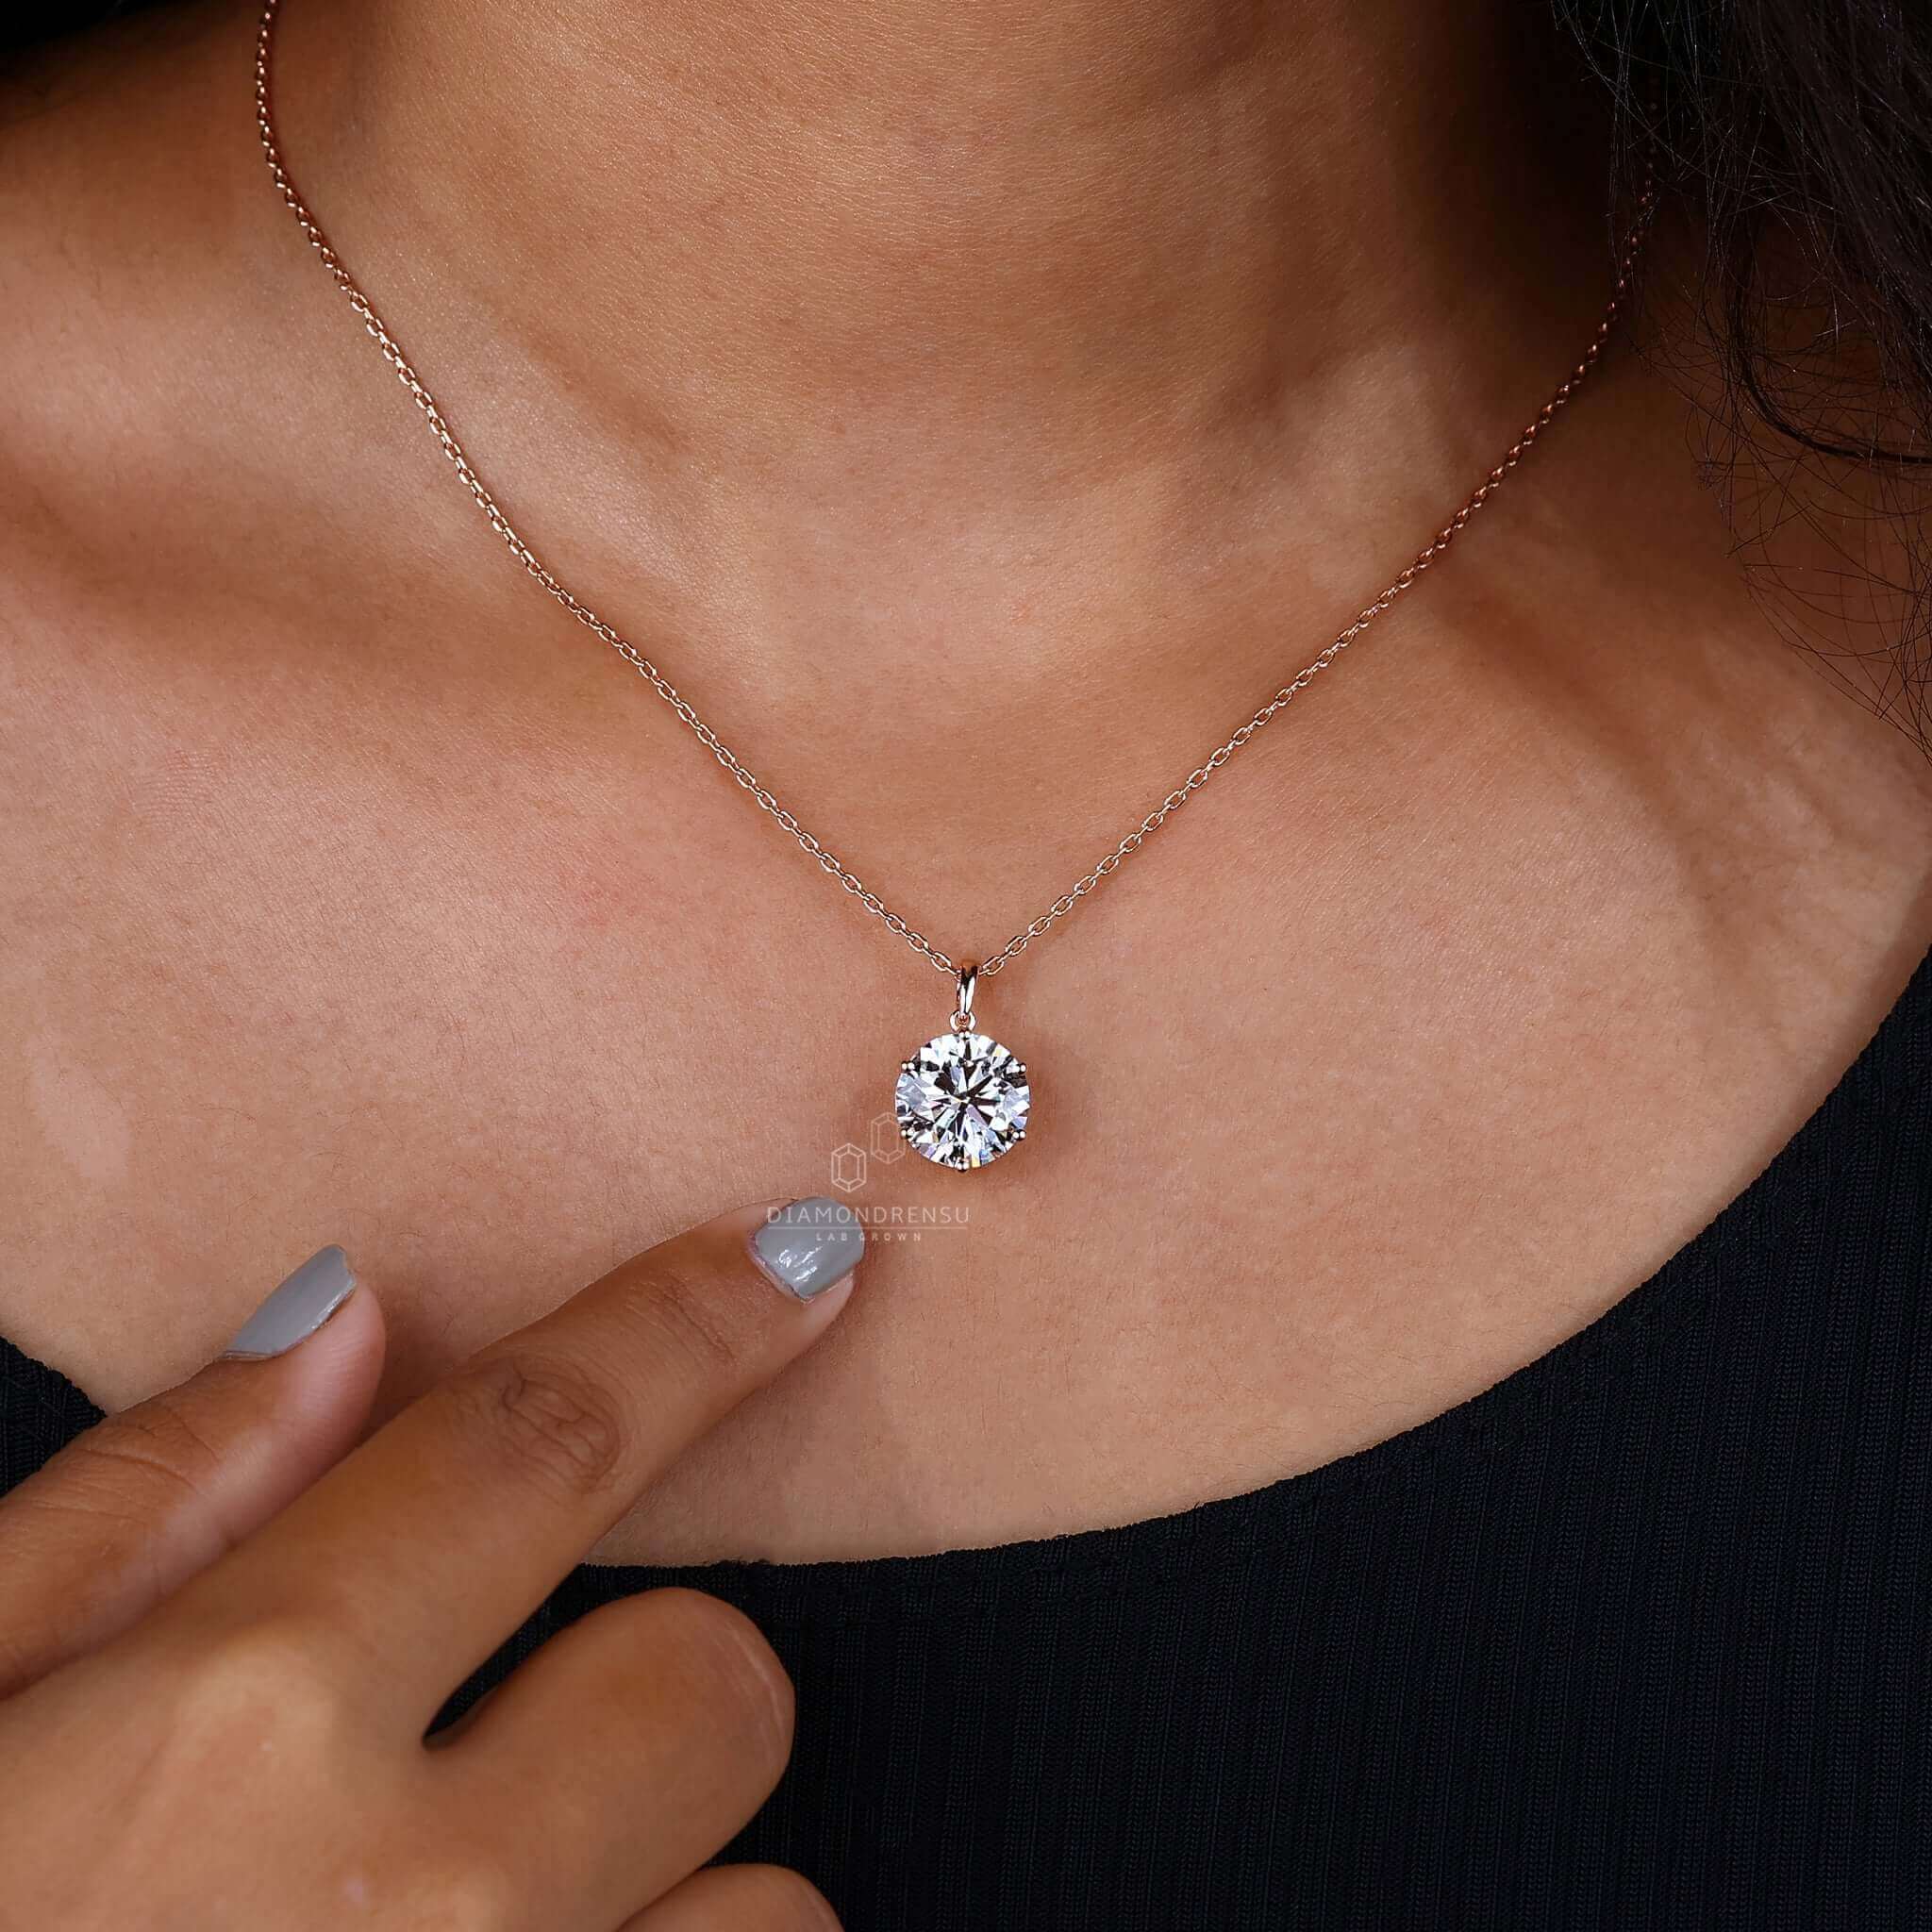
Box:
(7, 950), (1930, 1929)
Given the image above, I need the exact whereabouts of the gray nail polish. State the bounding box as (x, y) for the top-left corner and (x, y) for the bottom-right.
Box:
(752, 1198), (864, 1301)
(222, 1246), (359, 1359)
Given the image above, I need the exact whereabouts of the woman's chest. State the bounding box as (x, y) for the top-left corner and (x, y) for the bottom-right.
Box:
(6, 639), (1930, 1563)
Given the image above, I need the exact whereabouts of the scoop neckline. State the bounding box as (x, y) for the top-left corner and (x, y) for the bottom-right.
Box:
(8, 942), (1928, 1620)
(565, 939), (1932, 1617)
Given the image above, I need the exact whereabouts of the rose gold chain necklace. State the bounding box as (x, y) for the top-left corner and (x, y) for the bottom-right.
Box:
(254, 0), (1654, 1171)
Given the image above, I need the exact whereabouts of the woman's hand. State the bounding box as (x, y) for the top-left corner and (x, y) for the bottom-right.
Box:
(0, 1197), (862, 1931)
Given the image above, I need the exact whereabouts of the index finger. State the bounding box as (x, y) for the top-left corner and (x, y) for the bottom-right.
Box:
(163, 1196), (861, 1724)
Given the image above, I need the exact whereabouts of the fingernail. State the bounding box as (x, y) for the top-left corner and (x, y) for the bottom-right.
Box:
(222, 1246), (359, 1359)
(750, 1198), (865, 1301)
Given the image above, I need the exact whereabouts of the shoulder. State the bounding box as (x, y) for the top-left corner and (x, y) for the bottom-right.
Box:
(0, 3), (267, 500)
(0, 6), (427, 1124)
(0, 2), (422, 847)
(1, 13), (233, 906)
(0, 6), (276, 654)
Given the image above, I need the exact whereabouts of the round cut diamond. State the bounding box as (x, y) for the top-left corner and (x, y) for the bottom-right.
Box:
(895, 1030), (1031, 1170)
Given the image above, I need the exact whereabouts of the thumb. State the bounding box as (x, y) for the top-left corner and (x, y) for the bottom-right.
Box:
(0, 1247), (384, 1697)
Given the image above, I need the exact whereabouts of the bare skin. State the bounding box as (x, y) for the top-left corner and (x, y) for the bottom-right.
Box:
(3, 0), (1930, 1568)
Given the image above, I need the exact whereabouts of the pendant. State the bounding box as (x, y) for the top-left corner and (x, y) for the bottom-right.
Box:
(895, 964), (1031, 1171)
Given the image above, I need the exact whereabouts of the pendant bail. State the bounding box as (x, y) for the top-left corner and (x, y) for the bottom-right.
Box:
(951, 962), (979, 1034)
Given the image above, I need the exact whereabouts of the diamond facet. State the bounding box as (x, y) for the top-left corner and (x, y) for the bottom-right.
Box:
(894, 1030), (1031, 1170)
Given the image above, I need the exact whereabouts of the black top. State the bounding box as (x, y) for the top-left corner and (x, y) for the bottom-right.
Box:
(8, 952), (1932, 1929)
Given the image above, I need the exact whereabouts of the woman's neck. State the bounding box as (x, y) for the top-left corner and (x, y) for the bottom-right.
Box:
(275, 0), (1632, 714)
(302, 0), (1607, 467)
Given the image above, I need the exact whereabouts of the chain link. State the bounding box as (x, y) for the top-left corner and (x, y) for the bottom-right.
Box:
(256, 0), (1654, 981)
